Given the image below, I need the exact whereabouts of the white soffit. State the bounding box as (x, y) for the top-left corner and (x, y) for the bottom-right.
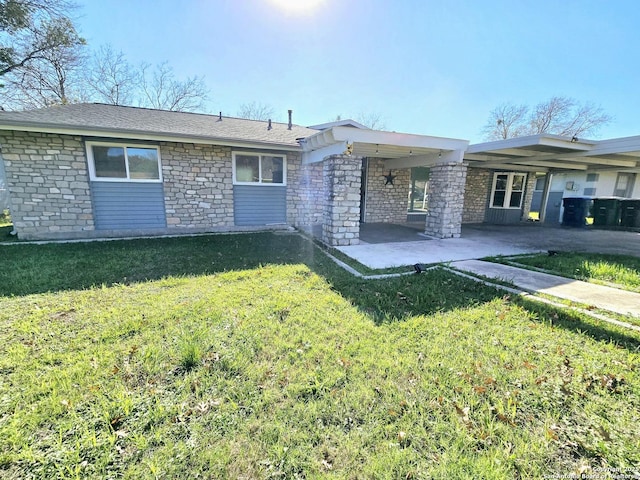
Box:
(465, 134), (640, 172)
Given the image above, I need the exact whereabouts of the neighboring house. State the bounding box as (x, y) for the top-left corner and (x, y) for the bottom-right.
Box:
(1, 103), (639, 243)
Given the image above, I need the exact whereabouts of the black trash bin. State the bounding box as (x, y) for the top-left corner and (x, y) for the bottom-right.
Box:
(620, 199), (640, 228)
(562, 197), (593, 227)
(592, 198), (621, 227)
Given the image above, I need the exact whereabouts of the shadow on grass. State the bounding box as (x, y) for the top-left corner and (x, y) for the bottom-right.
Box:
(2, 232), (639, 351)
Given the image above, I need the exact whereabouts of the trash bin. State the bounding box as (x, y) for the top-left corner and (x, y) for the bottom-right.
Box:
(592, 198), (621, 227)
(562, 197), (593, 227)
(620, 199), (640, 228)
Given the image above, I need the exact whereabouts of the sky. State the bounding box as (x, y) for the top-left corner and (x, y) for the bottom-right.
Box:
(76, 0), (640, 143)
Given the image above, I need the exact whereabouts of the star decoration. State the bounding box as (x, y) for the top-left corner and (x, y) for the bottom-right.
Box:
(383, 170), (396, 185)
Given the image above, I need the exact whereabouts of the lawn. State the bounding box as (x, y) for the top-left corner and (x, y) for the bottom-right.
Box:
(1, 233), (639, 479)
(498, 252), (640, 293)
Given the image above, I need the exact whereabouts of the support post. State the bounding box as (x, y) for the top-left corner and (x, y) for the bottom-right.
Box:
(322, 154), (362, 246)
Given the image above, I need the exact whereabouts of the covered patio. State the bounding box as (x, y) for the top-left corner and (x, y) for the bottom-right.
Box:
(299, 123), (469, 246)
(334, 222), (640, 269)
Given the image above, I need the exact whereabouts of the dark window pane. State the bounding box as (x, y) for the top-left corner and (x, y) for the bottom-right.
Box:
(493, 191), (506, 207)
(93, 146), (126, 178)
(510, 191), (523, 207)
(236, 155), (259, 182)
(128, 147), (159, 179)
(262, 156), (284, 183)
(495, 174), (508, 191)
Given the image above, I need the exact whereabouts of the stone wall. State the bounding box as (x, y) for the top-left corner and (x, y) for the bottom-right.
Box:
(425, 162), (467, 238)
(322, 155), (362, 246)
(364, 158), (410, 223)
(0, 131), (94, 239)
(160, 142), (234, 229)
(521, 173), (537, 221)
(462, 166), (490, 223)
(286, 153), (323, 227)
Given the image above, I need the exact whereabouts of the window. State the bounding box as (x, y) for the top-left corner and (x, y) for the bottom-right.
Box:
(490, 172), (526, 209)
(87, 142), (161, 182)
(233, 152), (286, 185)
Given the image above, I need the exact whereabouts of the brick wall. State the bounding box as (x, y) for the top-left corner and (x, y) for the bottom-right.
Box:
(0, 131), (94, 239)
(364, 158), (410, 223)
(462, 167), (490, 223)
(160, 142), (234, 229)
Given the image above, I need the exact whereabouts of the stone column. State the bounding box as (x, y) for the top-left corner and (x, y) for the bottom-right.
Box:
(322, 154), (362, 246)
(425, 162), (467, 238)
(520, 173), (537, 221)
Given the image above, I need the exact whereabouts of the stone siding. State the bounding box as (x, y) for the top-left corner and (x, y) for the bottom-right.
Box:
(462, 167), (490, 223)
(160, 142), (234, 229)
(322, 155), (362, 246)
(425, 162), (467, 238)
(364, 158), (410, 223)
(521, 173), (537, 221)
(0, 131), (94, 239)
(286, 153), (323, 227)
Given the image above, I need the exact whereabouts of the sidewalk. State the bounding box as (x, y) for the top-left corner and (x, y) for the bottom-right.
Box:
(451, 260), (640, 319)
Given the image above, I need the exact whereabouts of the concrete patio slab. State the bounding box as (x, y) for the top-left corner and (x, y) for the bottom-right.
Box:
(336, 223), (640, 268)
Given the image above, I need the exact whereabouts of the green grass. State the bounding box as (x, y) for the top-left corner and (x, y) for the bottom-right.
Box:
(1, 233), (639, 479)
(497, 252), (640, 293)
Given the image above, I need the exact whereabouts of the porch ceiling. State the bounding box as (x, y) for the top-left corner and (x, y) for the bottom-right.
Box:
(466, 134), (640, 173)
(300, 126), (469, 166)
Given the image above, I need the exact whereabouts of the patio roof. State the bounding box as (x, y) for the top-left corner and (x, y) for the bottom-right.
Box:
(300, 126), (469, 166)
(465, 134), (640, 172)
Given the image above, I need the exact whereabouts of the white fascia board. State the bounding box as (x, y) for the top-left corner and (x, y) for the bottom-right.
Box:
(302, 141), (348, 164)
(467, 134), (595, 154)
(589, 135), (640, 156)
(330, 126), (469, 151)
(476, 163), (551, 172)
(0, 123), (303, 152)
(308, 119), (369, 130)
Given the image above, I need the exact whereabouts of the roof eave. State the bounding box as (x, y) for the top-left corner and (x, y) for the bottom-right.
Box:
(0, 121), (304, 151)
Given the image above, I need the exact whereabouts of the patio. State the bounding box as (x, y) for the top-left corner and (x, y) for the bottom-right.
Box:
(334, 223), (640, 269)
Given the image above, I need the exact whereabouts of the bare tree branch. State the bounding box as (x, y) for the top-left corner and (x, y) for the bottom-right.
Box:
(85, 44), (137, 105)
(237, 101), (274, 121)
(481, 103), (529, 140)
(482, 97), (612, 140)
(139, 61), (208, 112)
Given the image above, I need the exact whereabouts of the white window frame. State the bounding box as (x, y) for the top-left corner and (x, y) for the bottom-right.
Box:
(489, 172), (527, 209)
(232, 151), (287, 186)
(86, 141), (163, 183)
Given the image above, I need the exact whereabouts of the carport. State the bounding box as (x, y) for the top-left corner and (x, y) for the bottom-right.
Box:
(465, 134), (640, 223)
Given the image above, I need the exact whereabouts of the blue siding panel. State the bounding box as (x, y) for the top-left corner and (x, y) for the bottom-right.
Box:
(234, 185), (286, 225)
(91, 182), (166, 230)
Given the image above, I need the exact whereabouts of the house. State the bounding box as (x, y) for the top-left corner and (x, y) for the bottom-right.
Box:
(1, 103), (639, 244)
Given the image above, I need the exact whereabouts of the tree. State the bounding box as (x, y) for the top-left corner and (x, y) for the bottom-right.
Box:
(85, 44), (137, 106)
(237, 101), (274, 121)
(482, 96), (612, 140)
(0, 0), (84, 77)
(330, 111), (388, 130)
(139, 61), (208, 112)
(1, 1), (85, 109)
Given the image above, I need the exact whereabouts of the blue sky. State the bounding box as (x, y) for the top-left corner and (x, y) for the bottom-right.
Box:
(77, 0), (640, 143)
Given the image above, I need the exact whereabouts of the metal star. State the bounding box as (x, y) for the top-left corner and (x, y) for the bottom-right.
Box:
(383, 170), (396, 185)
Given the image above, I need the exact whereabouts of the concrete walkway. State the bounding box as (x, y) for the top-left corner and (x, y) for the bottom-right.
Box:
(451, 260), (640, 318)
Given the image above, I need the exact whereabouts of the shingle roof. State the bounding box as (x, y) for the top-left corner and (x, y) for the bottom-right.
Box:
(0, 103), (317, 148)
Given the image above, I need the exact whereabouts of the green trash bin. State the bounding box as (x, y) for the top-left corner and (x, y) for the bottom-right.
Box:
(562, 197), (593, 227)
(620, 199), (640, 228)
(592, 198), (621, 227)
